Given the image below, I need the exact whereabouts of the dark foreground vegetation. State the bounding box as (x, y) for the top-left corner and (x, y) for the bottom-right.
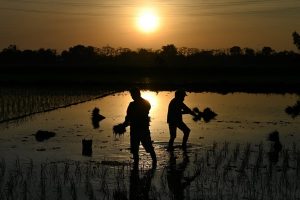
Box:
(0, 141), (299, 200)
(1, 32), (300, 92)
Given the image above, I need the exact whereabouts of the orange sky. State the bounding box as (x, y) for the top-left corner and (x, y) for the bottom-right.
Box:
(0, 0), (300, 51)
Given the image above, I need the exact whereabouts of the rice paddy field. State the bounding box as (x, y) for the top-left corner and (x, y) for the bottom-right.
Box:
(0, 87), (300, 199)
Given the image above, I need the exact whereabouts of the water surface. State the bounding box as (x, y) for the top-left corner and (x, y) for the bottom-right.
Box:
(0, 91), (299, 165)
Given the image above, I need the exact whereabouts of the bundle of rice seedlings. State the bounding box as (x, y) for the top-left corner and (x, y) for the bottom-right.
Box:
(193, 107), (217, 122)
(113, 124), (126, 135)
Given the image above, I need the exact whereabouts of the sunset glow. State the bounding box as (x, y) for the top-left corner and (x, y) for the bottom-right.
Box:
(142, 91), (158, 108)
(0, 1), (299, 50)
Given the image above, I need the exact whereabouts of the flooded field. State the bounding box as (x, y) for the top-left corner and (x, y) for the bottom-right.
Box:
(0, 90), (300, 199)
(1, 91), (299, 162)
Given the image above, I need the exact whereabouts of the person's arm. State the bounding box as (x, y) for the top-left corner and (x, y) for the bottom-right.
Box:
(182, 103), (196, 116)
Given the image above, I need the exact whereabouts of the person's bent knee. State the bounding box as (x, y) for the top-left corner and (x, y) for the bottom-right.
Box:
(184, 128), (190, 135)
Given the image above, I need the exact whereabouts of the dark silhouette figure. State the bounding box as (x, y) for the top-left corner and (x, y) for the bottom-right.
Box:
(268, 131), (282, 164)
(167, 151), (195, 200)
(129, 167), (155, 200)
(122, 87), (157, 168)
(91, 107), (105, 129)
(167, 89), (196, 150)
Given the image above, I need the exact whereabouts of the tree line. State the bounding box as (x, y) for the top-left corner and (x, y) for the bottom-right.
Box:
(1, 32), (300, 69)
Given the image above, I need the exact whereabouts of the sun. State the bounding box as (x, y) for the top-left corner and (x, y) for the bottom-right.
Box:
(137, 9), (159, 33)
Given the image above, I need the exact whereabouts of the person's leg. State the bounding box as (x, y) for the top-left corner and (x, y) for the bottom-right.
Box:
(177, 122), (190, 149)
(141, 132), (157, 168)
(130, 132), (140, 165)
(168, 124), (177, 151)
(150, 149), (157, 168)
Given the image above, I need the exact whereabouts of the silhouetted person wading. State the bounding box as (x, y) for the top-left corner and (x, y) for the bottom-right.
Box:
(122, 88), (157, 168)
(167, 89), (195, 150)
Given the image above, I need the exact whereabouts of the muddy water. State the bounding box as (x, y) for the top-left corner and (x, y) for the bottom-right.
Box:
(0, 91), (299, 167)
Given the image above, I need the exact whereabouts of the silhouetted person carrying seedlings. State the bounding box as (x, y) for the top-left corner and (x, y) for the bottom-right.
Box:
(167, 89), (196, 151)
(121, 87), (157, 168)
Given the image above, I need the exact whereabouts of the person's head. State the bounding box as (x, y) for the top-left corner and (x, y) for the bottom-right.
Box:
(175, 89), (187, 101)
(129, 87), (141, 100)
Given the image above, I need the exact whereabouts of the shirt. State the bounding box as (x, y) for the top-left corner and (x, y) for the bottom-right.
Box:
(125, 97), (151, 129)
(167, 98), (192, 124)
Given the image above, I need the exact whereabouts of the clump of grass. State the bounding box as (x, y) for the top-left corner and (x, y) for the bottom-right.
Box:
(55, 177), (63, 200)
(63, 162), (70, 185)
(5, 172), (15, 199)
(233, 143), (240, 162)
(98, 165), (109, 196)
(296, 150), (300, 177)
(40, 163), (47, 200)
(74, 161), (81, 183)
(69, 178), (77, 200)
(22, 180), (28, 200)
(0, 158), (6, 184)
(25, 159), (33, 181)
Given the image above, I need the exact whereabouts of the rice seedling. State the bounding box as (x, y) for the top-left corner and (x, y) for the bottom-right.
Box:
(0, 158), (5, 184)
(14, 157), (23, 183)
(233, 143), (240, 163)
(296, 150), (300, 177)
(212, 141), (217, 156)
(74, 161), (82, 183)
(252, 142), (264, 178)
(39, 163), (47, 200)
(25, 159), (33, 182)
(69, 178), (77, 200)
(239, 143), (251, 173)
(63, 162), (70, 185)
(22, 180), (28, 200)
(93, 163), (109, 199)
(112, 166), (127, 200)
(55, 177), (63, 200)
(5, 172), (17, 200)
(0, 87), (114, 123)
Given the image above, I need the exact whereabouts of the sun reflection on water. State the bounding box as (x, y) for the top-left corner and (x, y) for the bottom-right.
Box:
(141, 90), (158, 109)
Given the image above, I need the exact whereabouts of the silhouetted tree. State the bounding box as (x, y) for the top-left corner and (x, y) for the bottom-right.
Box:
(161, 44), (178, 57)
(0, 45), (21, 64)
(99, 45), (116, 57)
(261, 46), (274, 56)
(1, 42), (299, 70)
(178, 47), (199, 56)
(229, 46), (242, 56)
(293, 31), (300, 50)
(244, 48), (255, 56)
(61, 45), (98, 65)
(158, 44), (178, 67)
(116, 47), (132, 56)
(37, 48), (57, 63)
